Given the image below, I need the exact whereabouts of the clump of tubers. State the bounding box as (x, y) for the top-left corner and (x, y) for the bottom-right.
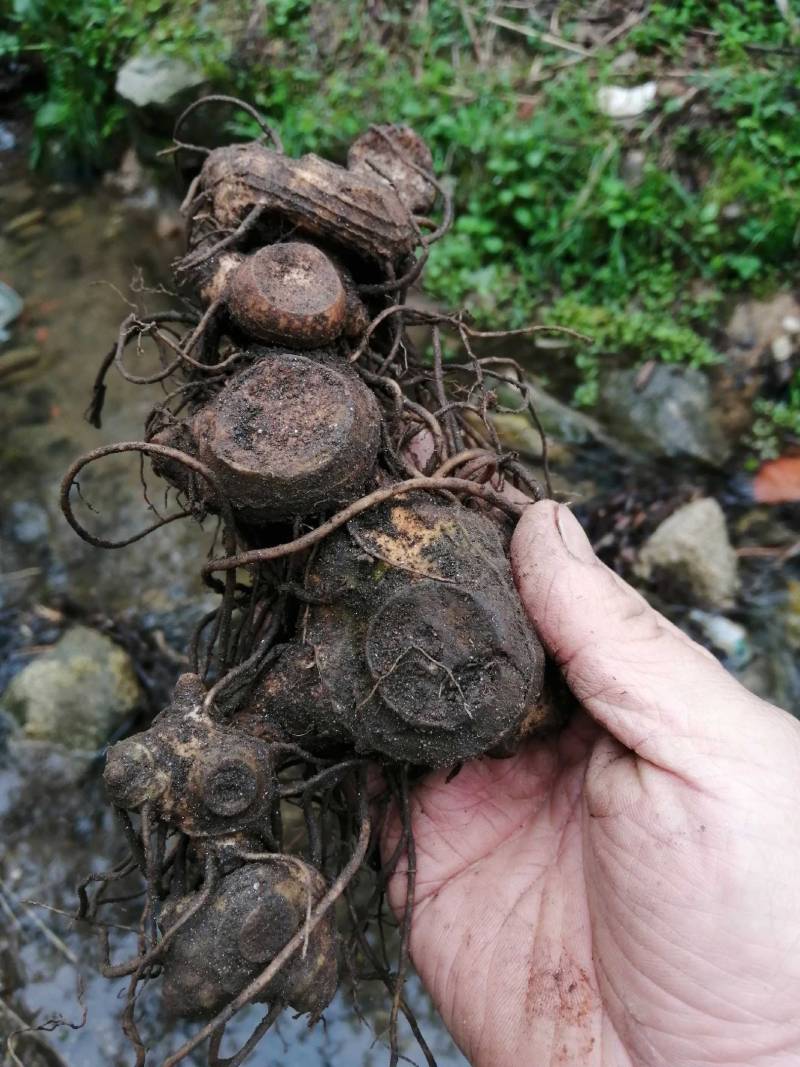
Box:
(61, 96), (574, 1067)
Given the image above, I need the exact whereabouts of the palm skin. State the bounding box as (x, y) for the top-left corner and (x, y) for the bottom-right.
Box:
(384, 501), (800, 1067)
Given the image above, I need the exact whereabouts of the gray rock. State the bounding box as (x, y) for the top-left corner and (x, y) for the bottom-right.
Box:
(785, 579), (800, 652)
(116, 52), (205, 110)
(0, 344), (46, 383)
(9, 500), (49, 545)
(0, 626), (142, 751)
(621, 148), (646, 187)
(0, 121), (16, 152)
(490, 411), (599, 501)
(600, 365), (730, 467)
(493, 411), (570, 462)
(0, 279), (23, 342)
(635, 498), (739, 610)
(497, 376), (634, 455)
(525, 378), (605, 447)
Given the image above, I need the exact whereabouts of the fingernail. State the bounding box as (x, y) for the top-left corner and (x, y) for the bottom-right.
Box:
(555, 505), (595, 563)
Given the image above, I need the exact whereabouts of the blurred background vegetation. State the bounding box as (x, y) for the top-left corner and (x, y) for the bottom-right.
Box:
(2, 0), (798, 451)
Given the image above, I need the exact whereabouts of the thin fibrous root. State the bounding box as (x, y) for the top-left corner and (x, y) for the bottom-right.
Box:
(202, 475), (531, 576)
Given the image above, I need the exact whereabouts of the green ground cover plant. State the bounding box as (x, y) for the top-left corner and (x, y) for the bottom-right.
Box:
(2, 0), (798, 450)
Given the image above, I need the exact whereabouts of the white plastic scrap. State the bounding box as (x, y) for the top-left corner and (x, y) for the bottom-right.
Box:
(597, 82), (658, 119)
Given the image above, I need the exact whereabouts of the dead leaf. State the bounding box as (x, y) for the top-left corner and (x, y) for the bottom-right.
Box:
(753, 456), (800, 503)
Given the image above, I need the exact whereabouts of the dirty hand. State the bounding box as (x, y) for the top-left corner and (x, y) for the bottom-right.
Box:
(384, 499), (800, 1067)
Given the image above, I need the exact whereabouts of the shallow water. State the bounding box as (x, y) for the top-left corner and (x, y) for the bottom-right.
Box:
(1, 143), (798, 1067)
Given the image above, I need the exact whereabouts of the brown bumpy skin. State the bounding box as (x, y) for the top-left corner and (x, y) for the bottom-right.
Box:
(226, 243), (347, 348)
(190, 352), (381, 522)
(198, 143), (418, 264)
(103, 673), (276, 839)
(241, 495), (546, 766)
(160, 858), (338, 1021)
(348, 124), (437, 214)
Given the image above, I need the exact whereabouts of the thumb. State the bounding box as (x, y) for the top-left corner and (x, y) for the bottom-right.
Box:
(511, 500), (795, 777)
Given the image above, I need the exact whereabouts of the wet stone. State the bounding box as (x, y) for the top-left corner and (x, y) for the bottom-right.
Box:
(116, 52), (205, 111)
(9, 500), (49, 545)
(600, 365), (731, 467)
(0, 625), (142, 751)
(635, 498), (739, 610)
(0, 279), (23, 340)
(3, 208), (45, 236)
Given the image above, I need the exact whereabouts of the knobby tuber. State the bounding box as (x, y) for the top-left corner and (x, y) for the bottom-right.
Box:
(245, 495), (545, 765)
(155, 352), (382, 522)
(61, 97), (579, 1067)
(160, 857), (338, 1022)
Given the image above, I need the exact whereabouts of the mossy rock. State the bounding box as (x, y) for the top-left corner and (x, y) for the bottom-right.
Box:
(0, 625), (142, 751)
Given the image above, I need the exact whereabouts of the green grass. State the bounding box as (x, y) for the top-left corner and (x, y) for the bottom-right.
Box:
(0, 0), (228, 172)
(3, 0), (799, 452)
(751, 372), (800, 461)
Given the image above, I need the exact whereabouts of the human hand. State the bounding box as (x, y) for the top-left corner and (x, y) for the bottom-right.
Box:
(383, 500), (800, 1067)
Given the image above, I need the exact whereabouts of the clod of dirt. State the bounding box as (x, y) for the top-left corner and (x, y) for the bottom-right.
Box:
(241, 496), (546, 765)
(190, 351), (381, 522)
(348, 125), (437, 214)
(104, 673), (275, 838)
(226, 243), (347, 348)
(160, 857), (338, 1021)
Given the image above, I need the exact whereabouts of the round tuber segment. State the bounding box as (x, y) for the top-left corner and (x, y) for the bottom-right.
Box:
(160, 858), (338, 1021)
(243, 495), (547, 765)
(191, 352), (381, 522)
(226, 242), (347, 348)
(103, 673), (276, 838)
